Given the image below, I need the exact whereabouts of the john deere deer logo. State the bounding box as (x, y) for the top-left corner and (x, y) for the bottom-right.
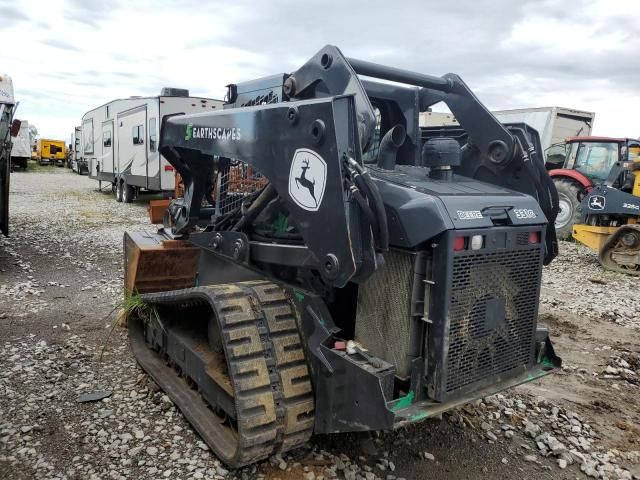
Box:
(295, 159), (317, 207)
(288, 149), (327, 212)
(589, 195), (605, 210)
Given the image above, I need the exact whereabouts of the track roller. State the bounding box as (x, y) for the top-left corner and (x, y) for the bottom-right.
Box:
(128, 281), (315, 467)
(598, 224), (640, 275)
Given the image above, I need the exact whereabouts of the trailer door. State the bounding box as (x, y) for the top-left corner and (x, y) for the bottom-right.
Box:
(101, 120), (114, 178)
(117, 106), (147, 188)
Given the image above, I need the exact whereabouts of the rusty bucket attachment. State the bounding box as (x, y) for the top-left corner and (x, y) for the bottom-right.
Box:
(124, 230), (201, 294)
(147, 199), (172, 224)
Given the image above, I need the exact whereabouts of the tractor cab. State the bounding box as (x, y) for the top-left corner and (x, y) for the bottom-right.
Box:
(549, 136), (639, 181)
(563, 137), (624, 183)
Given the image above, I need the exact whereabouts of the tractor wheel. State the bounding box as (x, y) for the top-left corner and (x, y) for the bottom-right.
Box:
(553, 178), (583, 240)
(115, 180), (123, 202)
(122, 179), (135, 204)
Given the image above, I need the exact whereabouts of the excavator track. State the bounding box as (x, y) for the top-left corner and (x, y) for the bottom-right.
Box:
(128, 281), (315, 468)
(598, 225), (640, 276)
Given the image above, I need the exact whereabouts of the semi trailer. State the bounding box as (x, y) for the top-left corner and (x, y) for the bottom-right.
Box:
(124, 46), (561, 468)
(80, 89), (223, 202)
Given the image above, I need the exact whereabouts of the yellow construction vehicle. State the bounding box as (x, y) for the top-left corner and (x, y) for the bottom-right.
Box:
(37, 138), (66, 166)
(573, 140), (640, 274)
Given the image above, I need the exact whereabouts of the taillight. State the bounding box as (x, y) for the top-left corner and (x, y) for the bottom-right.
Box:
(453, 236), (465, 251)
(164, 165), (174, 172)
(529, 231), (540, 244)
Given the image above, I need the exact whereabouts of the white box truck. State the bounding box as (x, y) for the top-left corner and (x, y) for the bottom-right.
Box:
(80, 88), (223, 202)
(420, 106), (595, 157)
(491, 107), (594, 152)
(10, 119), (31, 170)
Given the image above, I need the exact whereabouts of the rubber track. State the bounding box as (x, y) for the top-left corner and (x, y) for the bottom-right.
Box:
(130, 281), (315, 468)
(599, 224), (640, 275)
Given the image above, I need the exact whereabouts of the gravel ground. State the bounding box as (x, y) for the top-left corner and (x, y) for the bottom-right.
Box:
(1, 167), (639, 480)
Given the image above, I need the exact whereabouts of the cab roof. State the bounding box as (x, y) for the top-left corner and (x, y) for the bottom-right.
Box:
(566, 136), (629, 143)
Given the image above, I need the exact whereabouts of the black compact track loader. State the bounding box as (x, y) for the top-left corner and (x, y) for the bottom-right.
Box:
(124, 45), (561, 467)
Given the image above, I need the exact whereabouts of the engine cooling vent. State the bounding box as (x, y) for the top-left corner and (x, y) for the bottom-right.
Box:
(445, 248), (541, 395)
(355, 251), (415, 378)
(517, 232), (529, 246)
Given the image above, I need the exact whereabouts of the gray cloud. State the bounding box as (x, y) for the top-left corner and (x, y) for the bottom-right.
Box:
(6, 0), (640, 139)
(46, 38), (81, 52)
(63, 0), (117, 27)
(196, 0), (638, 111)
(0, 3), (29, 28)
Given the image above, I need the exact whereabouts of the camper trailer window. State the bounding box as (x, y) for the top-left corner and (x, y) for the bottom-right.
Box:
(103, 131), (111, 148)
(132, 125), (144, 145)
(83, 119), (94, 154)
(149, 117), (157, 152)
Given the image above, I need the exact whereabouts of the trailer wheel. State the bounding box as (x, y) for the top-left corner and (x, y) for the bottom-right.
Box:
(116, 180), (123, 202)
(122, 179), (135, 203)
(554, 178), (583, 240)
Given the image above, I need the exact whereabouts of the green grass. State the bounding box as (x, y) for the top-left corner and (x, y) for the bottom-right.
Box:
(121, 290), (152, 317)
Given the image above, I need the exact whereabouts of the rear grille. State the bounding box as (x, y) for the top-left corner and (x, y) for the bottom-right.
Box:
(517, 232), (529, 246)
(355, 251), (415, 378)
(445, 247), (541, 394)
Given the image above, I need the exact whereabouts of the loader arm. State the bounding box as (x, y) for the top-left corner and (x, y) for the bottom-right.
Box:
(159, 95), (376, 288)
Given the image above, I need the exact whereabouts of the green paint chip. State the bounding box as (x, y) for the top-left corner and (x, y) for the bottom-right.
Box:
(541, 356), (556, 368)
(391, 391), (415, 411)
(293, 290), (305, 302)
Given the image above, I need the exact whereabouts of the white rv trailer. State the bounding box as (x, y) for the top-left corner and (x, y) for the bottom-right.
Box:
(10, 119), (31, 170)
(81, 88), (223, 202)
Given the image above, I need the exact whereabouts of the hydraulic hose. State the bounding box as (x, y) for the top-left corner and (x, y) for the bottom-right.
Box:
(347, 157), (389, 251)
(350, 185), (379, 241)
(231, 184), (276, 232)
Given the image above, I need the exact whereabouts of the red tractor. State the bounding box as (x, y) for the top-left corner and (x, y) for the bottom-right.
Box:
(548, 136), (640, 239)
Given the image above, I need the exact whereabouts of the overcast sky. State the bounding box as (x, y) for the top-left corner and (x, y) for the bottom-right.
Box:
(1, 0), (639, 141)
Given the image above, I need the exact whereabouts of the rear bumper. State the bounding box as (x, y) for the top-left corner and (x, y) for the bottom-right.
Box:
(293, 291), (561, 434)
(391, 335), (559, 426)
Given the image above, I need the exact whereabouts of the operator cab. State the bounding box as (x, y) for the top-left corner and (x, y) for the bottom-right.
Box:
(550, 136), (638, 184)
